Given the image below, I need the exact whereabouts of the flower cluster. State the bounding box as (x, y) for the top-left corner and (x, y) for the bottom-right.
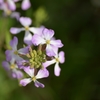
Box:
(1, 1), (65, 88)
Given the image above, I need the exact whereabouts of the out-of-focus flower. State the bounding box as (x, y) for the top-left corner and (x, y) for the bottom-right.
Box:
(32, 28), (63, 56)
(10, 17), (44, 45)
(5, 36), (29, 62)
(43, 50), (65, 76)
(20, 67), (49, 88)
(2, 59), (23, 79)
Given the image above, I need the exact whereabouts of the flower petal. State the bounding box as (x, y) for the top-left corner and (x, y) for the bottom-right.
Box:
(24, 31), (33, 45)
(5, 50), (13, 61)
(19, 17), (32, 26)
(21, 0), (31, 10)
(59, 51), (65, 63)
(10, 12), (20, 20)
(42, 28), (54, 40)
(43, 59), (56, 68)
(2, 61), (10, 71)
(10, 27), (24, 34)
(23, 67), (34, 77)
(54, 63), (61, 76)
(36, 68), (49, 79)
(34, 80), (45, 88)
(20, 78), (32, 86)
(10, 36), (18, 50)
(32, 34), (45, 46)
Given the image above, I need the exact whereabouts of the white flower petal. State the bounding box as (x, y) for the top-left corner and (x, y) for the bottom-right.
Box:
(54, 63), (61, 76)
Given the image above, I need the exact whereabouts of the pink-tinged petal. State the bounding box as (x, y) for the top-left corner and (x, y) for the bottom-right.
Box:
(7, 0), (16, 11)
(54, 63), (61, 76)
(59, 51), (65, 63)
(10, 36), (18, 50)
(20, 78), (32, 86)
(24, 31), (33, 45)
(10, 27), (24, 34)
(29, 26), (45, 35)
(2, 61), (10, 71)
(43, 59), (56, 68)
(46, 45), (56, 56)
(23, 67), (34, 77)
(19, 17), (32, 26)
(10, 12), (20, 20)
(18, 46), (29, 55)
(34, 80), (45, 88)
(36, 68), (49, 79)
(12, 69), (23, 79)
(5, 50), (13, 61)
(50, 39), (63, 48)
(21, 0), (31, 10)
(42, 28), (54, 40)
(32, 35), (45, 46)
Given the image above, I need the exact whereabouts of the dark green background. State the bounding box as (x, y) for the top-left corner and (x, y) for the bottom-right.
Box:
(0, 0), (100, 100)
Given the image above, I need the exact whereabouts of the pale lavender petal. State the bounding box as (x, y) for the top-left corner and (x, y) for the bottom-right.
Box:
(18, 46), (29, 55)
(42, 28), (54, 40)
(23, 67), (34, 77)
(46, 45), (56, 56)
(7, 0), (16, 11)
(43, 59), (56, 68)
(12, 69), (23, 79)
(59, 51), (65, 63)
(22, 0), (31, 10)
(2, 61), (10, 71)
(13, 55), (24, 62)
(54, 63), (61, 76)
(19, 17), (32, 26)
(24, 31), (33, 45)
(10, 27), (24, 34)
(32, 35), (45, 46)
(34, 80), (45, 88)
(50, 39), (63, 48)
(36, 68), (49, 79)
(29, 26), (45, 35)
(5, 50), (13, 61)
(20, 78), (32, 86)
(10, 36), (18, 50)
(10, 12), (20, 20)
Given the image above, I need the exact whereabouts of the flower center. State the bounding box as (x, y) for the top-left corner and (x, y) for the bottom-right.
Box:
(25, 26), (29, 30)
(6, 10), (12, 15)
(10, 64), (15, 69)
(32, 77), (36, 81)
(14, 51), (18, 55)
(55, 57), (59, 62)
(46, 40), (50, 44)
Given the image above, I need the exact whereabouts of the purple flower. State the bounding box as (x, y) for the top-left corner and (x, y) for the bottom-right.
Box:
(5, 36), (29, 62)
(10, 17), (44, 45)
(2, 59), (23, 79)
(32, 28), (63, 56)
(43, 50), (65, 76)
(20, 67), (49, 88)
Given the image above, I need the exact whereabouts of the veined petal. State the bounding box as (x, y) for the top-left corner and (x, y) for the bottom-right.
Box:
(21, 0), (31, 10)
(32, 35), (45, 46)
(7, 0), (16, 11)
(50, 39), (63, 48)
(18, 46), (29, 55)
(59, 51), (65, 63)
(29, 26), (45, 35)
(24, 31), (33, 45)
(2, 61), (10, 71)
(20, 78), (32, 86)
(43, 59), (56, 68)
(42, 28), (54, 40)
(10, 36), (18, 50)
(19, 17), (32, 26)
(54, 62), (61, 76)
(34, 80), (45, 88)
(46, 45), (55, 56)
(10, 27), (24, 34)
(23, 67), (34, 77)
(36, 68), (49, 79)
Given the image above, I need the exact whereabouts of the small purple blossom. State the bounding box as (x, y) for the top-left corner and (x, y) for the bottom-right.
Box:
(20, 67), (49, 88)
(32, 28), (63, 56)
(43, 50), (65, 76)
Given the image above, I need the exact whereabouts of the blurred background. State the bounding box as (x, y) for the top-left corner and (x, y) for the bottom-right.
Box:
(0, 0), (100, 100)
